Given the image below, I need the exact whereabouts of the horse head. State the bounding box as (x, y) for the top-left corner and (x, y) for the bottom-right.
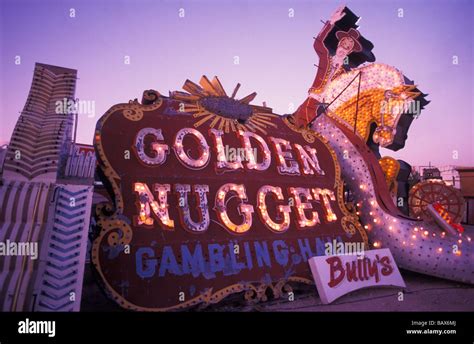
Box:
(323, 63), (428, 151)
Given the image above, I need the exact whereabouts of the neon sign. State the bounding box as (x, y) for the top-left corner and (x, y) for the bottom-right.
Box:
(92, 82), (367, 311)
(309, 248), (406, 304)
(132, 127), (337, 233)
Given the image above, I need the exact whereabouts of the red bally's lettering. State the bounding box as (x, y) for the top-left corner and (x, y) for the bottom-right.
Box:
(132, 126), (337, 234)
(327, 255), (394, 288)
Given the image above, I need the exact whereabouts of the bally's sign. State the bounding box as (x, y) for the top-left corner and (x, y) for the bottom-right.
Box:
(309, 248), (406, 304)
(92, 79), (367, 311)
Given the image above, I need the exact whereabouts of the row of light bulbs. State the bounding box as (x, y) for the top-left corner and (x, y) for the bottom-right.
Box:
(134, 182), (338, 234)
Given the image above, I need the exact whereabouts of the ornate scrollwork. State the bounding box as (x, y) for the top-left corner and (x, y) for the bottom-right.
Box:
(93, 97), (165, 266)
(341, 215), (362, 236)
(142, 89), (162, 105)
(283, 116), (320, 144)
(122, 99), (163, 121)
(244, 280), (294, 304)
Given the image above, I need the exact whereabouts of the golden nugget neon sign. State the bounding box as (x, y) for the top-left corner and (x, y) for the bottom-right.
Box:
(92, 86), (367, 311)
(132, 127), (338, 234)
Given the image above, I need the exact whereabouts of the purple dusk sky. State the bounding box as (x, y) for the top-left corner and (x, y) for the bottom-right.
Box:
(1, 0), (473, 166)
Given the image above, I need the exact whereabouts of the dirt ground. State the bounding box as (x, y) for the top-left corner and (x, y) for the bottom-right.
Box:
(252, 270), (474, 312)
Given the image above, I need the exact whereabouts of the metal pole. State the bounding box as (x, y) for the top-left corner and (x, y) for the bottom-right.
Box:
(354, 72), (362, 134)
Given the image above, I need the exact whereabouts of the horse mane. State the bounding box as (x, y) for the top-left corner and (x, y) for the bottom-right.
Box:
(403, 76), (430, 111)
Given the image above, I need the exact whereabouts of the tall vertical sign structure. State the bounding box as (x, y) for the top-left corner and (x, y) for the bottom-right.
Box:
(3, 63), (76, 181)
(0, 63), (94, 311)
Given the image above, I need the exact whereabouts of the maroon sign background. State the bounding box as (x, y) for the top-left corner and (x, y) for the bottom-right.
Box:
(92, 86), (367, 311)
